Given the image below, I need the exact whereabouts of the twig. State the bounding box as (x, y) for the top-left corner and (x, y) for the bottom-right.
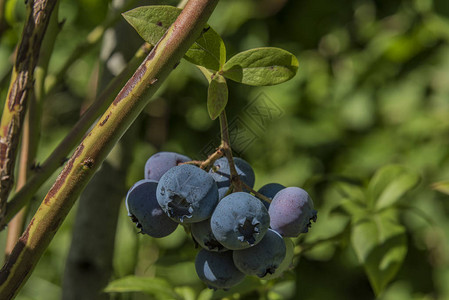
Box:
(0, 0), (219, 297)
(241, 182), (272, 204)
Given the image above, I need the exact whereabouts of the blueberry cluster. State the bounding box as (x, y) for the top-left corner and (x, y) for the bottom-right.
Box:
(126, 152), (318, 290)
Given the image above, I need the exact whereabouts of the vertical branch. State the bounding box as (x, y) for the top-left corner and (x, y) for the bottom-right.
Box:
(0, 0), (219, 297)
(4, 0), (61, 260)
(0, 0), (58, 219)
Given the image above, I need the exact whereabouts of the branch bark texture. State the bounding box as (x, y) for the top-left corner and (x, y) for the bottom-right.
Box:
(0, 0), (219, 297)
(0, 0), (58, 218)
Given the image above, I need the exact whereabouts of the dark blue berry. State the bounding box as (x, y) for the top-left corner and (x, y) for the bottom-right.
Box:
(195, 249), (245, 290)
(191, 219), (228, 252)
(233, 229), (286, 278)
(211, 192), (269, 250)
(257, 183), (286, 209)
(156, 164), (218, 223)
(209, 157), (255, 199)
(126, 179), (178, 238)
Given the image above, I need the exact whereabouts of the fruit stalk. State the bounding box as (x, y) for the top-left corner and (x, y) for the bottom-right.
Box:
(0, 0), (219, 297)
(218, 110), (243, 192)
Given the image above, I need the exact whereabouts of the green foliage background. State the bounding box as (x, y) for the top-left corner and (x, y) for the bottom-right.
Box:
(1, 0), (449, 299)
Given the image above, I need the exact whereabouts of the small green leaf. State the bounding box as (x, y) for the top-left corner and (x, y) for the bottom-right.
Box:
(431, 180), (449, 195)
(368, 165), (420, 210)
(185, 25), (226, 71)
(104, 276), (178, 299)
(221, 47), (299, 86)
(351, 209), (407, 296)
(122, 5), (226, 71)
(207, 74), (228, 120)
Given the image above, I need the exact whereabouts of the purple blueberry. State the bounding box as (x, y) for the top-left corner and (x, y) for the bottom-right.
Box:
(257, 183), (286, 209)
(210, 192), (269, 250)
(195, 249), (245, 290)
(156, 164), (218, 223)
(268, 187), (317, 237)
(209, 157), (255, 199)
(144, 151), (191, 181)
(232, 229), (286, 278)
(191, 219), (228, 252)
(126, 179), (178, 238)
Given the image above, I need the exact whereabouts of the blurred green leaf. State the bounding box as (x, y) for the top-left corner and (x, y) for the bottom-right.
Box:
(212, 276), (263, 299)
(431, 180), (449, 195)
(197, 289), (213, 300)
(368, 165), (420, 210)
(221, 47), (298, 86)
(122, 5), (225, 71)
(104, 276), (179, 299)
(335, 181), (367, 203)
(174, 286), (196, 300)
(156, 261), (199, 286)
(331, 198), (367, 219)
(207, 74), (228, 120)
(351, 209), (407, 296)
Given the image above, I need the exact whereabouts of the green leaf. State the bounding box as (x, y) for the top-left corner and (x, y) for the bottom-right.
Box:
(221, 47), (299, 86)
(122, 5), (226, 71)
(207, 74), (228, 120)
(431, 180), (449, 195)
(185, 26), (226, 71)
(368, 164), (420, 210)
(197, 66), (214, 83)
(331, 198), (367, 219)
(351, 209), (407, 296)
(104, 276), (179, 299)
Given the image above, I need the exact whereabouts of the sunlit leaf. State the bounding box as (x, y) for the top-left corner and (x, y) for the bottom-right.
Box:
(351, 209), (407, 296)
(221, 47), (298, 86)
(122, 5), (226, 71)
(104, 276), (179, 299)
(368, 164), (420, 210)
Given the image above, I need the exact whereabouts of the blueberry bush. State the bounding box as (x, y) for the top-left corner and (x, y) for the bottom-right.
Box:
(0, 0), (449, 299)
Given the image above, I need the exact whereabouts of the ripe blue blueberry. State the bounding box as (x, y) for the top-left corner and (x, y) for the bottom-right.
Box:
(209, 157), (255, 199)
(268, 187), (317, 237)
(257, 183), (286, 209)
(144, 151), (191, 181)
(191, 219), (228, 252)
(210, 192), (269, 250)
(263, 237), (295, 280)
(126, 179), (178, 238)
(195, 249), (245, 290)
(156, 164), (218, 223)
(233, 229), (286, 278)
